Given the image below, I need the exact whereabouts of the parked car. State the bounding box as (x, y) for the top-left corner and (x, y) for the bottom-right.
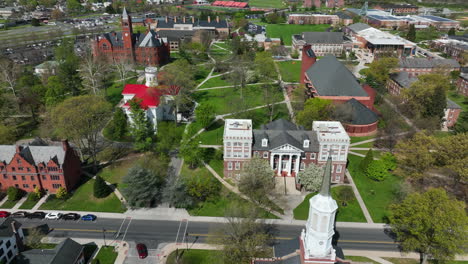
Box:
(11, 211), (29, 218)
(136, 243), (148, 259)
(62, 213), (80, 221)
(81, 214), (96, 221)
(28, 212), (46, 219)
(45, 212), (62, 220)
(0, 211), (10, 218)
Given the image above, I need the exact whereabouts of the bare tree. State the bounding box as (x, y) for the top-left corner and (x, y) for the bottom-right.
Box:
(79, 50), (108, 94)
(229, 57), (249, 100)
(0, 57), (22, 98)
(113, 59), (134, 87)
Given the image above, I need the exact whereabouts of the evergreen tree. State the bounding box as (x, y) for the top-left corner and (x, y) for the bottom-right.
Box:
(129, 99), (154, 151)
(106, 108), (127, 140)
(425, 85), (446, 120)
(195, 103), (215, 128)
(360, 149), (374, 171)
(406, 24), (416, 42)
(366, 160), (389, 181)
(93, 175), (111, 198)
(448, 27), (456, 36)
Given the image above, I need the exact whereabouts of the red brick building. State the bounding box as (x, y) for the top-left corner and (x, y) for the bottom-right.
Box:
(0, 139), (81, 194)
(92, 8), (170, 66)
(457, 73), (468, 96)
(443, 99), (462, 130)
(397, 57), (460, 78)
(373, 3), (418, 14)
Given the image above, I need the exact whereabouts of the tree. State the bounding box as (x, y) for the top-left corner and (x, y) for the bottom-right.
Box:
(105, 108), (127, 141)
(296, 98), (334, 129)
(366, 57), (399, 88)
(360, 149), (374, 171)
(31, 18), (40, 26)
(389, 188), (468, 264)
(366, 160), (389, 181)
(94, 175), (111, 198)
(380, 152), (397, 171)
(25, 227), (46, 249)
(335, 187), (354, 206)
(56, 186), (67, 199)
(299, 163), (323, 192)
(31, 186), (42, 200)
(128, 99), (153, 151)
(395, 132), (437, 179)
(182, 170), (220, 202)
(55, 39), (81, 96)
(195, 103), (215, 128)
(45, 76), (68, 106)
(7, 187), (21, 201)
(229, 57), (250, 100)
(453, 110), (468, 134)
(179, 139), (205, 169)
(79, 50), (108, 95)
(50, 8), (64, 19)
(50, 95), (112, 171)
(122, 164), (166, 207)
(0, 124), (16, 144)
(239, 157), (275, 205)
(113, 59), (134, 86)
(16, 70), (45, 122)
(254, 52), (277, 81)
(0, 57), (22, 98)
(448, 27), (456, 36)
(406, 24), (416, 42)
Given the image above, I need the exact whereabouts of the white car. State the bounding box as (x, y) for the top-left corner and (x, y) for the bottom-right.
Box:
(45, 212), (62, 220)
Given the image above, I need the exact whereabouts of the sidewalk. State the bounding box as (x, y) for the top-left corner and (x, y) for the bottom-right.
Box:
(0, 196), (8, 207)
(32, 193), (49, 210)
(11, 196), (27, 210)
(345, 170), (374, 224)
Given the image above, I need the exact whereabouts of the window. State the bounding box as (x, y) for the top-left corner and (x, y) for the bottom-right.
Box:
(226, 142), (231, 146)
(52, 184), (61, 189)
(303, 140), (310, 148)
(6, 241), (10, 248)
(50, 175), (60, 180)
(27, 168), (31, 172)
(336, 165), (342, 173)
(12, 176), (17, 180)
(244, 142), (249, 146)
(14, 184), (18, 188)
(336, 174), (341, 181)
(262, 138), (268, 147)
(18, 167), (23, 170)
(228, 162), (233, 171)
(31, 176), (35, 181)
(235, 162), (240, 170)
(310, 153), (316, 159)
(300, 162), (305, 170)
(33, 184), (36, 188)
(3, 175), (7, 179)
(11, 168), (15, 172)
(323, 145), (328, 149)
(21, 176), (25, 180)
(42, 175), (47, 180)
(22, 184), (29, 188)
(263, 152), (269, 158)
(17, 159), (21, 164)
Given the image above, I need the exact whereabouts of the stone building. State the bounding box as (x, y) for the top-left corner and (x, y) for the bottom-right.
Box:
(292, 32), (349, 57)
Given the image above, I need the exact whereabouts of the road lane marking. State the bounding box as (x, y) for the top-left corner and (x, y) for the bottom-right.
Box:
(54, 228), (117, 233)
(121, 217), (132, 243)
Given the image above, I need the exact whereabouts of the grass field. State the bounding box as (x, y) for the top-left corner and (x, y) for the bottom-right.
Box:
(39, 179), (126, 213)
(383, 259), (468, 264)
(249, 0), (285, 8)
(19, 199), (39, 210)
(348, 154), (402, 223)
(198, 120), (224, 145)
(266, 24), (331, 45)
(208, 158), (224, 177)
(346, 256), (380, 264)
(98, 155), (143, 191)
(0, 200), (18, 209)
(448, 91), (468, 112)
(94, 246), (118, 264)
(193, 85), (284, 115)
(167, 249), (221, 264)
(350, 135), (376, 144)
(276, 60), (302, 83)
(293, 186), (366, 222)
(199, 75), (232, 89)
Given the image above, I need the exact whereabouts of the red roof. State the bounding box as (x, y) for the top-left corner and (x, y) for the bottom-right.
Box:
(212, 0), (248, 7)
(122, 84), (176, 109)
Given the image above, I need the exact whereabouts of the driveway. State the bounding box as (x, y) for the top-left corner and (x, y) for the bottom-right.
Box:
(124, 241), (161, 264)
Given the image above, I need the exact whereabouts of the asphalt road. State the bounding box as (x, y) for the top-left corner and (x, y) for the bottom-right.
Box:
(16, 217), (399, 252)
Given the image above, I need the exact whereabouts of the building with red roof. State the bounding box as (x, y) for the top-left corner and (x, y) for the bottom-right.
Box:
(212, 1), (248, 8)
(121, 67), (177, 133)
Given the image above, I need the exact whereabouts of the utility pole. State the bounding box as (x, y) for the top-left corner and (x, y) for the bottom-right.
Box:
(102, 228), (107, 247)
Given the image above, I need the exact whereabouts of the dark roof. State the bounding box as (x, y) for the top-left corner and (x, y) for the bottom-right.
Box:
(301, 32), (345, 44)
(0, 218), (21, 238)
(399, 58), (460, 69)
(389, 72), (418, 88)
(377, 3), (418, 9)
(156, 30), (194, 41)
(336, 12), (352, 19)
(461, 73), (468, 80)
(100, 30), (165, 48)
(253, 119), (319, 152)
(343, 98), (379, 125)
(274, 237), (300, 257)
(347, 23), (371, 33)
(448, 34), (468, 42)
(17, 238), (84, 264)
(156, 17), (228, 29)
(305, 55), (368, 97)
(306, 48), (316, 58)
(447, 99), (461, 109)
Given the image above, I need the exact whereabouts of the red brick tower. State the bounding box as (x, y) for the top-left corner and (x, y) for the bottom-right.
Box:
(121, 7), (135, 62)
(300, 44), (317, 84)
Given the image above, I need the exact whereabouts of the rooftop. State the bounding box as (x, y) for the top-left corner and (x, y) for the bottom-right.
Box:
(0, 142), (69, 166)
(122, 84), (177, 109)
(447, 99), (461, 109)
(389, 71), (418, 88)
(224, 119), (253, 138)
(358, 27), (414, 46)
(296, 32), (346, 44)
(312, 121), (350, 142)
(342, 98), (379, 125)
(17, 238), (84, 264)
(399, 57), (460, 69)
(0, 218), (21, 239)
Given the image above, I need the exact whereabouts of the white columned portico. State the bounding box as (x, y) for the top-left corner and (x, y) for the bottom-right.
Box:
(277, 154), (283, 176)
(287, 155), (292, 176)
(270, 153), (274, 168)
(295, 155), (300, 175)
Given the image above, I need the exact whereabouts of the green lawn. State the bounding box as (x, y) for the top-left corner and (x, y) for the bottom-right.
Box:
(293, 186), (366, 222)
(0, 200), (18, 209)
(212, 42), (229, 50)
(193, 85), (284, 115)
(98, 157), (141, 187)
(181, 164), (278, 219)
(19, 199), (40, 210)
(266, 24), (331, 45)
(199, 75), (232, 88)
(383, 259), (468, 264)
(350, 141), (374, 148)
(198, 120), (224, 145)
(346, 256), (380, 264)
(167, 249), (221, 264)
(208, 158), (224, 177)
(348, 155), (401, 223)
(350, 135), (376, 144)
(276, 60), (302, 83)
(448, 91), (468, 112)
(94, 246), (118, 264)
(249, 0), (285, 8)
(39, 179), (126, 213)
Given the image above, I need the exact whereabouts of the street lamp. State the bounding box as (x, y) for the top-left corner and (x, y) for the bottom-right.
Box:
(102, 228), (107, 247)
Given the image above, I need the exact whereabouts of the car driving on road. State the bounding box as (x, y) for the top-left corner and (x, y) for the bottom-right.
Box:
(136, 243), (148, 259)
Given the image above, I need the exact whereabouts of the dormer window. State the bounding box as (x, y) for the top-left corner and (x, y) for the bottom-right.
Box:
(262, 138), (268, 147)
(303, 139), (310, 148)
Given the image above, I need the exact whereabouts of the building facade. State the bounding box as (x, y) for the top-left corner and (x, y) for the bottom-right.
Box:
(288, 14), (339, 25)
(223, 119), (350, 193)
(373, 3), (418, 14)
(0, 140), (81, 194)
(293, 32), (348, 57)
(443, 99), (462, 131)
(397, 57), (460, 77)
(457, 73), (468, 96)
(92, 8), (170, 66)
(155, 16), (229, 39)
(0, 218), (24, 264)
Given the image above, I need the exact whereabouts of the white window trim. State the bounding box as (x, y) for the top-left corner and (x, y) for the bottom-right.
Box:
(310, 153), (316, 159)
(262, 138), (268, 147)
(235, 162), (240, 170)
(263, 152), (269, 158)
(337, 165), (342, 173)
(228, 162), (233, 170)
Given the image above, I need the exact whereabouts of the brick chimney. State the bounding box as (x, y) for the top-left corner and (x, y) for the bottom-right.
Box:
(192, 16), (195, 23)
(208, 16), (211, 23)
(62, 140), (69, 151)
(216, 16), (219, 23)
(300, 44), (317, 84)
(15, 145), (22, 153)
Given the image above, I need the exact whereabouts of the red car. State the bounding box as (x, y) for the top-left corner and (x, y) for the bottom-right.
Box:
(0, 211), (10, 218)
(136, 243), (147, 259)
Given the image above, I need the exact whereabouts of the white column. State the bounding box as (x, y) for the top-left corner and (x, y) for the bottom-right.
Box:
(295, 155), (300, 174)
(287, 155), (292, 176)
(277, 154), (283, 176)
(270, 153), (274, 169)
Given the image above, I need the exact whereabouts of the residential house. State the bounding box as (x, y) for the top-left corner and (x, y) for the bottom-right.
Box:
(457, 73), (468, 96)
(0, 218), (24, 264)
(16, 238), (85, 264)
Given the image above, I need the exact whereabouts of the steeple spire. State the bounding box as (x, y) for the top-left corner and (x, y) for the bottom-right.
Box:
(319, 156), (332, 197)
(122, 7), (129, 20)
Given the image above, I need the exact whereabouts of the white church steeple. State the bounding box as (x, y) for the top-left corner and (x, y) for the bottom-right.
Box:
(300, 156), (338, 264)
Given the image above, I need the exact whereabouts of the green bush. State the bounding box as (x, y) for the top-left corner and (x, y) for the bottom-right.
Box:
(93, 176), (112, 198)
(360, 149), (374, 171)
(366, 160), (389, 181)
(7, 187), (22, 201)
(27, 192), (40, 202)
(381, 152), (397, 171)
(56, 187), (68, 199)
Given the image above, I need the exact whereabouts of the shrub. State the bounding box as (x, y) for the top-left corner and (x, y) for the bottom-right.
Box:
(335, 187), (355, 206)
(7, 187), (22, 201)
(183, 172), (221, 202)
(291, 50), (299, 59)
(27, 192), (39, 202)
(366, 160), (389, 181)
(360, 149), (374, 171)
(381, 152), (397, 171)
(56, 187), (68, 199)
(94, 176), (111, 198)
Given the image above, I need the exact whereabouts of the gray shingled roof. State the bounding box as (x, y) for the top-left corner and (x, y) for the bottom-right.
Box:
(343, 98), (379, 125)
(347, 23), (371, 33)
(17, 238), (84, 264)
(302, 32), (345, 44)
(461, 73), (468, 80)
(0, 218), (21, 239)
(157, 17), (228, 29)
(398, 58), (460, 69)
(101, 30), (164, 48)
(305, 55), (368, 97)
(447, 99), (461, 109)
(156, 30), (194, 41)
(389, 72), (418, 88)
(0, 144), (66, 165)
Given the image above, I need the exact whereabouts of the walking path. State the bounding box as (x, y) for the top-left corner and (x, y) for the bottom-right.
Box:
(31, 193), (49, 210)
(197, 82), (275, 90)
(368, 256), (394, 264)
(345, 170), (374, 224)
(0, 196), (8, 207)
(11, 196), (27, 210)
(349, 132), (410, 147)
(204, 163), (284, 219)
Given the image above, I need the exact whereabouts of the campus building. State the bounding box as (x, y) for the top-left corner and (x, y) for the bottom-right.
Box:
(18, 238), (85, 264)
(373, 3), (419, 14)
(154, 16), (229, 39)
(0, 139), (82, 194)
(92, 8), (170, 66)
(292, 32), (349, 57)
(121, 67), (177, 133)
(303, 0), (344, 8)
(430, 36), (468, 63)
(457, 73), (468, 96)
(287, 14), (339, 25)
(397, 57), (460, 77)
(223, 119), (350, 194)
(252, 158), (346, 264)
(0, 218), (24, 264)
(364, 14), (460, 30)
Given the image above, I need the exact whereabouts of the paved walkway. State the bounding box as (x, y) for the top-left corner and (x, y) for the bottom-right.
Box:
(0, 196), (8, 207)
(368, 256), (394, 264)
(349, 132), (410, 147)
(31, 193), (50, 210)
(157, 243), (221, 264)
(345, 170), (374, 224)
(197, 82), (275, 90)
(11, 196), (27, 210)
